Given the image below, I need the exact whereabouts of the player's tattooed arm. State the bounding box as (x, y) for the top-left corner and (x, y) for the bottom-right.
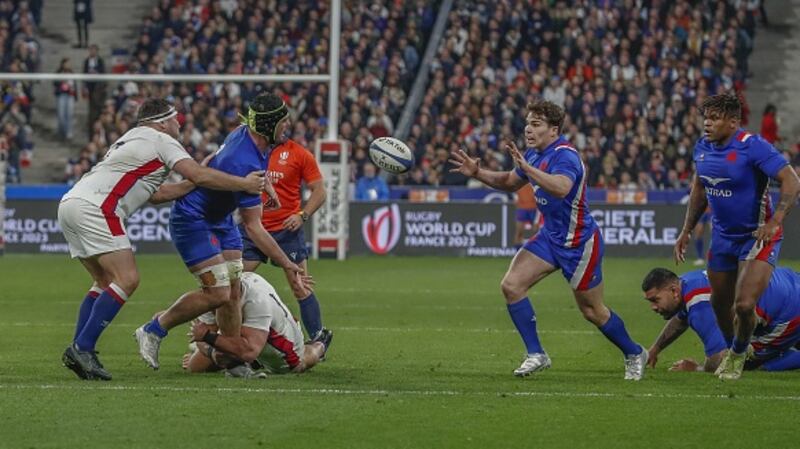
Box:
(647, 315), (689, 368)
(772, 166), (800, 220)
(755, 166), (800, 244)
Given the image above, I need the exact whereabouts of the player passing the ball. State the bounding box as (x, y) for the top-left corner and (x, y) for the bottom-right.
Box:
(449, 100), (647, 380)
(135, 92), (309, 371)
(674, 93), (800, 380)
(58, 98), (265, 380)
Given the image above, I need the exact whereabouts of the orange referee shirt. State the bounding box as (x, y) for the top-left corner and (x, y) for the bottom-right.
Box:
(261, 139), (323, 232)
(516, 184), (537, 210)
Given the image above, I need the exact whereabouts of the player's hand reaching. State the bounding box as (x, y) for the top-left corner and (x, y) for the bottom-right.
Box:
(647, 347), (659, 368)
(263, 179), (281, 210)
(673, 229), (691, 265)
(189, 320), (211, 343)
(505, 140), (531, 172)
(753, 220), (780, 246)
(282, 262), (314, 292)
(669, 358), (700, 372)
(448, 148), (480, 177)
(243, 171), (266, 195)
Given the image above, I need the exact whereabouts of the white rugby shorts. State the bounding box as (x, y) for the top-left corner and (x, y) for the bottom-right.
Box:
(58, 198), (132, 258)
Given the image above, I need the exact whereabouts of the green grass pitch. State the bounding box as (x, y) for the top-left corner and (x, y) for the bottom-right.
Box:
(1, 254), (799, 448)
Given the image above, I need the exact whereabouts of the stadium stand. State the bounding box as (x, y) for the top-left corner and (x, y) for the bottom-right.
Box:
(53, 1), (775, 191)
(65, 0), (439, 184)
(0, 0), (41, 183)
(399, 0), (760, 188)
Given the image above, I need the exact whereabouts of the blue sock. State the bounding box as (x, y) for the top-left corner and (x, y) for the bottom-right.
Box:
(724, 334), (734, 347)
(507, 297), (544, 354)
(694, 238), (704, 259)
(731, 337), (749, 354)
(75, 284), (127, 351)
(144, 316), (168, 338)
(762, 350), (800, 371)
(299, 293), (322, 337)
(73, 287), (102, 341)
(598, 311), (641, 356)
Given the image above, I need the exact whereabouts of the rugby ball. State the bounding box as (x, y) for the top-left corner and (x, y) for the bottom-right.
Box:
(368, 137), (414, 174)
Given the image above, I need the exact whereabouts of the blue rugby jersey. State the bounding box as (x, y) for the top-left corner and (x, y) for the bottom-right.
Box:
(693, 129), (788, 240)
(514, 137), (597, 248)
(677, 268), (800, 356)
(752, 267), (800, 353)
(676, 270), (727, 357)
(172, 126), (268, 222)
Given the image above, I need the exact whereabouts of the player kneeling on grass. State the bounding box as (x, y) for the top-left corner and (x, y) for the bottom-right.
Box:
(642, 267), (800, 373)
(183, 272), (332, 378)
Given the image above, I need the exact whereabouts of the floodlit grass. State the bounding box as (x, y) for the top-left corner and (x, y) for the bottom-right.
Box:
(1, 254), (799, 448)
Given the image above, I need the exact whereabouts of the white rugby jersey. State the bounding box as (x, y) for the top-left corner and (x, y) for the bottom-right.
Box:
(200, 272), (304, 372)
(62, 127), (191, 222)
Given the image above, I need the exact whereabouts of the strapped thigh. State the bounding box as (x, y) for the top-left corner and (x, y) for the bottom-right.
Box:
(193, 262), (231, 288)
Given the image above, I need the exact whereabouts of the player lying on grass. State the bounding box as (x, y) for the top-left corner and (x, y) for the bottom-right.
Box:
(182, 272), (332, 377)
(642, 267), (800, 372)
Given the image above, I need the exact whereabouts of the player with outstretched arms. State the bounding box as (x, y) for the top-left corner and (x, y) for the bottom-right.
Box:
(449, 100), (647, 380)
(642, 267), (800, 373)
(135, 92), (308, 370)
(58, 98), (265, 380)
(674, 93), (800, 380)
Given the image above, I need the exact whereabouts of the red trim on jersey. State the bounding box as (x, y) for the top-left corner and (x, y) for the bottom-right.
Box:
(771, 317), (800, 346)
(735, 130), (751, 142)
(105, 287), (126, 305)
(99, 158), (164, 236)
(683, 286), (712, 304)
(755, 227), (783, 262)
(268, 328), (300, 368)
(569, 183), (587, 248)
(577, 230), (601, 290)
(755, 305), (771, 324)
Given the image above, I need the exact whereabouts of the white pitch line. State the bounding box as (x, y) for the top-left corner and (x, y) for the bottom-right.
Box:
(1, 383), (798, 402)
(0, 301), (580, 313)
(0, 322), (595, 335)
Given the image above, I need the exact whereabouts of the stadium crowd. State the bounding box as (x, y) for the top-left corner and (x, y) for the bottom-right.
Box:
(57, 0), (792, 191)
(399, 0), (773, 189)
(1, 0), (41, 183)
(65, 0), (437, 185)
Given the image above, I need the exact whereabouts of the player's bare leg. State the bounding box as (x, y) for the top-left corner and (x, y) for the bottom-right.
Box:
(135, 254), (231, 369)
(574, 283), (646, 380)
(217, 249), (244, 338)
(707, 270), (738, 342)
(501, 250), (556, 376)
(718, 260), (774, 380)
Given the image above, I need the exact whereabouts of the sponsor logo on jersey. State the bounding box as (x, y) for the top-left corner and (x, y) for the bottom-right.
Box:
(699, 175), (731, 186)
(704, 187), (733, 197)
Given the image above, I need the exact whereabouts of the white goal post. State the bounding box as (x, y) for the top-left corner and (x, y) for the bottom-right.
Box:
(1, 0), (348, 259)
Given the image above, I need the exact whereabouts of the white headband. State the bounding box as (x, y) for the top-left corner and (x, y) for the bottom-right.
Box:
(138, 106), (177, 124)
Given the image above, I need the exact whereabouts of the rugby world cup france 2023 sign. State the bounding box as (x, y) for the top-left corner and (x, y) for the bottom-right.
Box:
(349, 202), (800, 258)
(350, 202), (517, 257)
